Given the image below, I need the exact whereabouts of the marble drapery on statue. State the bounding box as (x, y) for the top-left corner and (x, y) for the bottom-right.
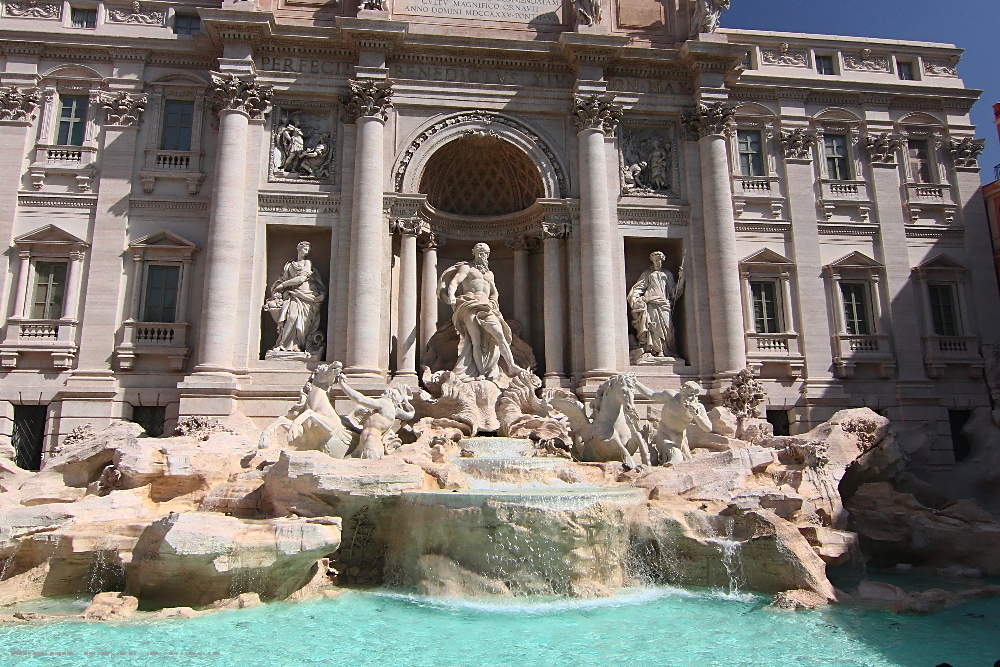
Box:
(690, 0), (729, 37)
(628, 251), (685, 360)
(263, 241), (327, 360)
(438, 243), (527, 381)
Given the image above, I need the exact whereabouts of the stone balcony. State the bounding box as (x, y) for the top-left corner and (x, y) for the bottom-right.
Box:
(28, 144), (97, 192)
(904, 182), (957, 224)
(731, 176), (785, 219)
(818, 179), (872, 221)
(832, 333), (895, 378)
(745, 332), (804, 378)
(115, 320), (191, 371)
(139, 149), (205, 195)
(922, 334), (982, 378)
(0, 318), (79, 369)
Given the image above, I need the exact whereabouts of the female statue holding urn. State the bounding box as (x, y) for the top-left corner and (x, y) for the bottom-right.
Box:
(264, 240), (327, 359)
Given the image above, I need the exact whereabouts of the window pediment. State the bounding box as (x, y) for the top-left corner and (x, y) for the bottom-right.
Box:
(825, 251), (883, 271)
(14, 224), (88, 252)
(740, 248), (793, 267)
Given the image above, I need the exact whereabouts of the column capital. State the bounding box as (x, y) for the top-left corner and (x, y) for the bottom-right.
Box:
(0, 86), (41, 123)
(572, 94), (621, 136)
(780, 128), (818, 161)
(417, 231), (446, 251)
(537, 221), (570, 240)
(341, 79), (392, 123)
(210, 72), (272, 120)
(863, 132), (905, 166)
(682, 102), (735, 140)
(948, 136), (986, 170)
(99, 91), (147, 127)
(392, 217), (426, 237)
(505, 235), (536, 252)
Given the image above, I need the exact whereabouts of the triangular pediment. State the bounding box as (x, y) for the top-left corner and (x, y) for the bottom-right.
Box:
(916, 253), (966, 271)
(740, 248), (793, 266)
(14, 224), (87, 247)
(130, 230), (199, 251)
(825, 251), (883, 270)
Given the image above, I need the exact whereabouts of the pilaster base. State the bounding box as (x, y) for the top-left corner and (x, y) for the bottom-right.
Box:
(177, 371), (246, 418)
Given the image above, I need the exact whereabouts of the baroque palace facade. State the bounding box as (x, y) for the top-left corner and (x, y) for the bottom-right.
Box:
(0, 0), (995, 476)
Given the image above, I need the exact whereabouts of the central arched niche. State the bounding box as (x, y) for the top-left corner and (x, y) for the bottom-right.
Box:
(418, 134), (545, 217)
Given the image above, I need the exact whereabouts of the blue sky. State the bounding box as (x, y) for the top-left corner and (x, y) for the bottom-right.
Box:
(722, 0), (1000, 184)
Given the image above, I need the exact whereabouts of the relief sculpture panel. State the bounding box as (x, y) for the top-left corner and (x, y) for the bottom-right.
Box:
(269, 105), (336, 182)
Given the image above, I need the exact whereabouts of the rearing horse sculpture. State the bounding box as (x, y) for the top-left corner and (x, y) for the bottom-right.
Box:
(257, 361), (356, 457)
(550, 373), (651, 469)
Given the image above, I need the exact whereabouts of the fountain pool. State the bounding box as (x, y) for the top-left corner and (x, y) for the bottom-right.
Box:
(2, 584), (999, 666)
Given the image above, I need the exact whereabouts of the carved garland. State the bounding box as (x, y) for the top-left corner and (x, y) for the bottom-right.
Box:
(106, 0), (164, 24)
(682, 102), (735, 139)
(4, 0), (60, 18)
(572, 94), (622, 136)
(537, 221), (570, 240)
(0, 86), (41, 122)
(100, 91), (147, 126)
(340, 80), (392, 122)
(210, 73), (272, 121)
(393, 111), (568, 197)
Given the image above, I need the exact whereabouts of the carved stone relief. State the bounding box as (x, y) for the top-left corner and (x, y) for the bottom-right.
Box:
(923, 59), (959, 77)
(760, 44), (809, 67)
(269, 106), (335, 182)
(843, 49), (891, 73)
(4, 0), (60, 18)
(106, 1), (164, 24)
(619, 126), (675, 196)
(0, 87), (41, 122)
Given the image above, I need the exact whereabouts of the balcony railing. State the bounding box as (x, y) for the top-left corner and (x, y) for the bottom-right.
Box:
(116, 321), (191, 370)
(0, 318), (79, 368)
(820, 179), (870, 202)
(906, 182), (952, 202)
(747, 332), (801, 356)
(923, 335), (978, 357)
(149, 150), (199, 171)
(10, 319), (78, 343)
(834, 333), (892, 357)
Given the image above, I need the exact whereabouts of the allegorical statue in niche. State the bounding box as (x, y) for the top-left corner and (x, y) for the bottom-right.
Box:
(690, 0), (730, 37)
(628, 251), (685, 360)
(438, 242), (527, 381)
(263, 241), (326, 360)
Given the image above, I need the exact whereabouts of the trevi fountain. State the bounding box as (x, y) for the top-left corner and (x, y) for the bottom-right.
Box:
(0, 0), (999, 663)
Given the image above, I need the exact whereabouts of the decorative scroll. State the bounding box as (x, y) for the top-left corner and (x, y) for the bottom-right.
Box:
(760, 44), (808, 67)
(211, 73), (272, 120)
(106, 1), (164, 24)
(863, 133), (904, 165)
(572, 94), (622, 136)
(100, 92), (147, 126)
(0, 87), (41, 122)
(4, 0), (60, 18)
(948, 137), (985, 169)
(843, 49), (891, 73)
(682, 102), (735, 139)
(780, 128), (818, 160)
(340, 80), (392, 122)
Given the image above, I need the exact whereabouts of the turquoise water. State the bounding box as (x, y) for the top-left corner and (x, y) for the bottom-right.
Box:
(2, 586), (999, 667)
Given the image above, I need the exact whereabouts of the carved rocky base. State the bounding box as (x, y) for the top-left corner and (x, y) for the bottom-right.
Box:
(412, 369), (502, 435)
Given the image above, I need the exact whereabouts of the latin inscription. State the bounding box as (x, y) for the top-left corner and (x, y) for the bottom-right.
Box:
(608, 77), (688, 95)
(391, 64), (573, 88)
(258, 57), (353, 75)
(397, 0), (561, 23)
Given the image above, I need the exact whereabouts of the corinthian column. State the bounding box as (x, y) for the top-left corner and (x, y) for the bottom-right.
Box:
(539, 221), (569, 384)
(684, 102), (746, 375)
(505, 235), (533, 340)
(419, 232), (445, 364)
(195, 74), (272, 373)
(394, 218), (421, 379)
(342, 79), (392, 377)
(573, 94), (622, 379)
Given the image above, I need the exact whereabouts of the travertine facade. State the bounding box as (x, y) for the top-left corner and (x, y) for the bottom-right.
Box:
(0, 0), (996, 480)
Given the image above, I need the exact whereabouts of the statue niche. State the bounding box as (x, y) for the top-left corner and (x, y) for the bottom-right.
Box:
(263, 240), (327, 360)
(628, 250), (685, 364)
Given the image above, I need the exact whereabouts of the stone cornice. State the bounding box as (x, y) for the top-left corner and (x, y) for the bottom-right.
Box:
(199, 9), (275, 46)
(557, 32), (629, 69)
(679, 39), (747, 77)
(258, 193), (340, 214)
(337, 16), (408, 54)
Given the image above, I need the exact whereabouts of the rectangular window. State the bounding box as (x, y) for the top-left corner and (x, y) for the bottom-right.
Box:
(897, 61), (915, 80)
(824, 135), (851, 180)
(131, 405), (166, 437)
(31, 262), (67, 320)
(750, 281), (780, 334)
(70, 7), (97, 28)
(160, 101), (194, 151)
(12, 404), (47, 471)
(928, 283), (960, 337)
(737, 130), (765, 177)
(908, 139), (933, 184)
(142, 265), (180, 323)
(56, 95), (88, 146)
(173, 14), (200, 35)
(840, 282), (872, 336)
(816, 55), (835, 75)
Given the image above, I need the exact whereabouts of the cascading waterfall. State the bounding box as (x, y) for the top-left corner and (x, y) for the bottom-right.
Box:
(703, 517), (747, 597)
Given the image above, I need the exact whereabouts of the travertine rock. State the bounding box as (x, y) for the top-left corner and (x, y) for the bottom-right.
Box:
(770, 589), (830, 611)
(43, 422), (145, 487)
(82, 592), (139, 620)
(847, 482), (1000, 576)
